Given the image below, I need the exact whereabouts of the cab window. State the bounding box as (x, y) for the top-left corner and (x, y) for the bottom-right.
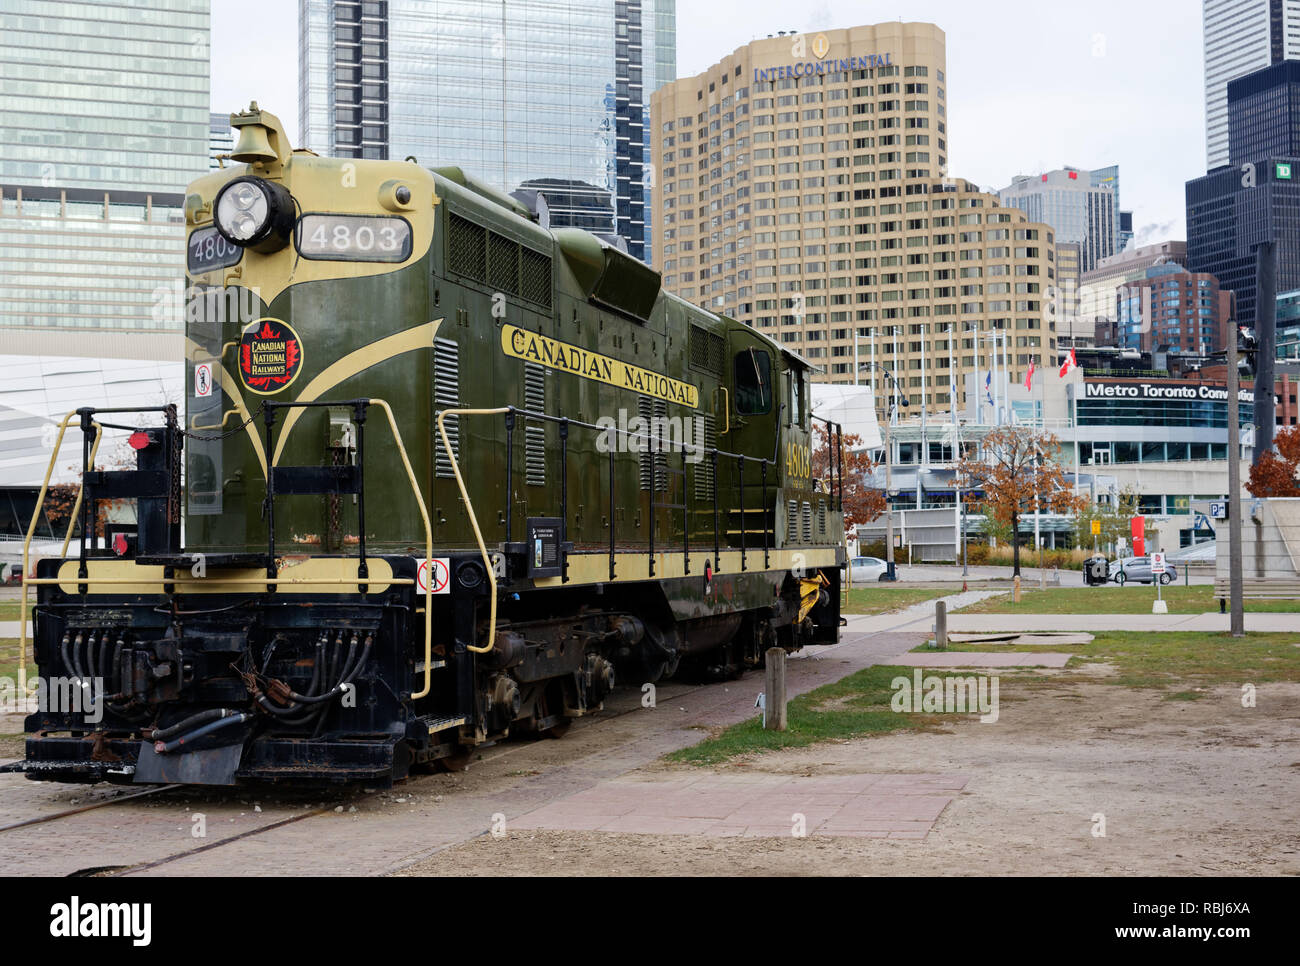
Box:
(734, 348), (772, 414)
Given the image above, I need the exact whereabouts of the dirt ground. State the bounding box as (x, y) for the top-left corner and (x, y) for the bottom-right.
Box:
(398, 667), (1300, 876)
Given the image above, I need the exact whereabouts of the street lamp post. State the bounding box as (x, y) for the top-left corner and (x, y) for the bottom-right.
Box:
(860, 360), (908, 581)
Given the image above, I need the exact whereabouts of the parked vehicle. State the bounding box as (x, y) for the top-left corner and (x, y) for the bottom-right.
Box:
(848, 556), (890, 583)
(1108, 556), (1177, 585)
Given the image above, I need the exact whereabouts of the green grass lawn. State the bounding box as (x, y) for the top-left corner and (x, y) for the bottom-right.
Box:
(955, 584), (1300, 615)
(0, 602), (26, 622)
(672, 630), (1300, 764)
(666, 664), (955, 765)
(842, 586), (952, 615)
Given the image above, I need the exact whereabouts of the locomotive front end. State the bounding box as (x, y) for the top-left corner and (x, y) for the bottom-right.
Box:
(14, 105), (451, 786)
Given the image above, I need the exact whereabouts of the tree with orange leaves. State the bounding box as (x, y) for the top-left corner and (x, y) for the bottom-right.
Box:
(956, 425), (1086, 576)
(812, 424), (886, 535)
(1248, 425), (1300, 497)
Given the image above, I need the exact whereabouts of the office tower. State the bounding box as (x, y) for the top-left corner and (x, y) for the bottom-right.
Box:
(650, 23), (1059, 417)
(1203, 0), (1300, 170)
(998, 166), (1119, 274)
(298, 0), (675, 260)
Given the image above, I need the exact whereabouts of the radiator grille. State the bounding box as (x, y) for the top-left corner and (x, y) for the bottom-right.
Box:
(447, 213), (486, 280)
(520, 246), (552, 307)
(487, 231), (519, 294)
(688, 324), (725, 373)
(801, 501), (812, 542)
(446, 212), (551, 307)
(787, 499), (799, 542)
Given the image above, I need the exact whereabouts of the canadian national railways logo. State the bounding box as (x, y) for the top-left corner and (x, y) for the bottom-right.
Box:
(238, 317), (303, 395)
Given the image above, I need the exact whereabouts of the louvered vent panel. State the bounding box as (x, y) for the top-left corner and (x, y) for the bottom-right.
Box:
(447, 213), (486, 281)
(787, 499), (799, 542)
(524, 362), (547, 487)
(637, 396), (668, 491)
(817, 500), (827, 539)
(433, 337), (460, 479)
(802, 501), (813, 542)
(692, 412), (716, 501)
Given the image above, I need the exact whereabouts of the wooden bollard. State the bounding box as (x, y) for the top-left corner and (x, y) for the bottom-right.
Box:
(934, 599), (947, 649)
(764, 647), (787, 731)
(1013, 574), (1022, 603)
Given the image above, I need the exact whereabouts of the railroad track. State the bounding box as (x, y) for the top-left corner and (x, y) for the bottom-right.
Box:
(0, 676), (722, 876)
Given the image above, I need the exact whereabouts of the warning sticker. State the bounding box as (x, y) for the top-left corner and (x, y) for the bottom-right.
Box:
(194, 362), (213, 398)
(415, 557), (451, 595)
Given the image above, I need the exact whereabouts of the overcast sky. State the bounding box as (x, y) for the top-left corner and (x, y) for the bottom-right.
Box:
(213, 0), (1203, 242)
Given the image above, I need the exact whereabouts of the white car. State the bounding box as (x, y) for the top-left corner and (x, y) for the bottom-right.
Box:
(847, 556), (890, 583)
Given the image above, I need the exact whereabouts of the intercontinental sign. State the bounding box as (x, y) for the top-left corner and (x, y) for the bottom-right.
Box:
(754, 54), (892, 83)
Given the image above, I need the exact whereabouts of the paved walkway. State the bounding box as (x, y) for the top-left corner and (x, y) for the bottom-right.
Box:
(888, 651), (1073, 668)
(511, 771), (968, 839)
(847, 608), (1300, 634)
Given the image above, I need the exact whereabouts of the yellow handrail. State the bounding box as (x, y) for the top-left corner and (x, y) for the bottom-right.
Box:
(18, 411), (99, 692)
(369, 399), (435, 699)
(190, 408), (244, 432)
(58, 422), (102, 560)
(436, 407), (508, 656)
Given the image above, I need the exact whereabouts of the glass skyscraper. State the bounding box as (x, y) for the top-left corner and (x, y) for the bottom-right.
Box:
(298, 0), (675, 261)
(997, 167), (1121, 275)
(0, 0), (210, 334)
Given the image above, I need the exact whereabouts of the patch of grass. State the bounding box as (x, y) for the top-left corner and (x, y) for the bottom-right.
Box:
(0, 602), (27, 622)
(667, 664), (959, 766)
(953, 584), (1300, 615)
(0, 734), (24, 760)
(1163, 690), (1206, 701)
(0, 638), (24, 681)
(842, 586), (952, 615)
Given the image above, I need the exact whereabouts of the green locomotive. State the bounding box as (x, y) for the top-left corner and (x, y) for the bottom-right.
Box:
(14, 106), (845, 786)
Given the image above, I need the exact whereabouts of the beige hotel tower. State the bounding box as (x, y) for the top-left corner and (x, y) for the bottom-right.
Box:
(650, 23), (1060, 418)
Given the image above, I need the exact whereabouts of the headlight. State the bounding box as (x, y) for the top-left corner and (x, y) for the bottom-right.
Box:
(213, 176), (294, 253)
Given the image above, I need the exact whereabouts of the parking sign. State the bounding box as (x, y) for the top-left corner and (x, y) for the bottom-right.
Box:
(1150, 552), (1166, 575)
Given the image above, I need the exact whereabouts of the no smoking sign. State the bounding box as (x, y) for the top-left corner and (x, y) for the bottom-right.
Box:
(415, 557), (452, 595)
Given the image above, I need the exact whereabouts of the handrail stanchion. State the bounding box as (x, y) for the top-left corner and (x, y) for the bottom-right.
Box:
(504, 409), (515, 545)
(738, 454), (747, 572)
(435, 406), (510, 657)
(607, 424), (616, 582)
(559, 417), (569, 584)
(712, 448), (720, 572)
(682, 443), (690, 573)
(761, 459), (769, 569)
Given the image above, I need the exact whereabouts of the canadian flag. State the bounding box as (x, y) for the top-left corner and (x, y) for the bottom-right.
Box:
(1059, 348), (1078, 379)
(1024, 360), (1035, 390)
